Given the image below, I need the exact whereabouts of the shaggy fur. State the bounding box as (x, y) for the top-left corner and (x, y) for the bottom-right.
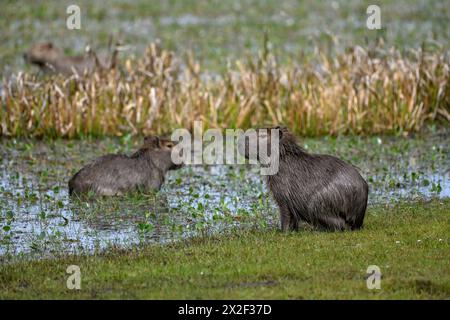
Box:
(241, 127), (368, 231)
(68, 136), (181, 196)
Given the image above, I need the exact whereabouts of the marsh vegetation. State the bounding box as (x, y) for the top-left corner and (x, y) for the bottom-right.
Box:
(0, 0), (449, 299)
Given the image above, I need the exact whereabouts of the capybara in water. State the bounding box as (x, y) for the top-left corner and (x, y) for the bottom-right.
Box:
(23, 42), (117, 75)
(68, 136), (181, 196)
(238, 126), (368, 231)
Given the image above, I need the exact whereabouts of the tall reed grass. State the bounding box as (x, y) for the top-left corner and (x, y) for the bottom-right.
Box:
(1, 42), (448, 138)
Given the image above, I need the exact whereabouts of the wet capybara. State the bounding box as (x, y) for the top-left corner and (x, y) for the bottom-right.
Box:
(68, 136), (182, 196)
(238, 126), (368, 231)
(23, 42), (117, 75)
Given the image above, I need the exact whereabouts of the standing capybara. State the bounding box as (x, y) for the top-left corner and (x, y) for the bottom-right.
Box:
(68, 136), (182, 196)
(23, 42), (117, 75)
(238, 126), (368, 231)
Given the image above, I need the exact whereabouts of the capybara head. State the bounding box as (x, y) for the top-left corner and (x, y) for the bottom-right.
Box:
(140, 135), (176, 152)
(135, 135), (182, 170)
(23, 42), (64, 66)
(238, 126), (290, 160)
(237, 126), (292, 175)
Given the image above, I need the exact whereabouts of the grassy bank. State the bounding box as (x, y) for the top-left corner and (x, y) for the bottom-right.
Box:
(1, 199), (448, 299)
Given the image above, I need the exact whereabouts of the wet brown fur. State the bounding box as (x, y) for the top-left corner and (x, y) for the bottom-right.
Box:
(68, 136), (181, 196)
(241, 126), (368, 232)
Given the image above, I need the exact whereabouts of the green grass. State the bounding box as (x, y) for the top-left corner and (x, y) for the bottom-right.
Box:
(1, 199), (449, 299)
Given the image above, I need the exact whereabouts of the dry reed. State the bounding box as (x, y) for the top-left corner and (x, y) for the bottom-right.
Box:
(1, 42), (448, 138)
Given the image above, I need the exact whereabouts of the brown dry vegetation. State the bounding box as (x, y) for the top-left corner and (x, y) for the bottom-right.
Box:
(1, 42), (449, 138)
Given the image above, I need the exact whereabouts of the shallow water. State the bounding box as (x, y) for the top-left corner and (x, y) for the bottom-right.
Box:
(0, 131), (449, 261)
(2, 0), (449, 77)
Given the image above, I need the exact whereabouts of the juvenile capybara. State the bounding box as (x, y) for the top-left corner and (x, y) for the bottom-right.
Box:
(23, 42), (116, 75)
(238, 126), (368, 231)
(68, 136), (181, 196)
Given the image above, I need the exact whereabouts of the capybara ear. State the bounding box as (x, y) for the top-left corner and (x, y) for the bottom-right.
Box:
(144, 135), (155, 143)
(274, 126), (284, 140)
(144, 136), (161, 148)
(155, 136), (162, 148)
(44, 42), (54, 49)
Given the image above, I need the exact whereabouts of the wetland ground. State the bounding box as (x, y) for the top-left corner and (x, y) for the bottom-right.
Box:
(0, 200), (448, 299)
(0, 0), (449, 299)
(1, 0), (449, 77)
(1, 129), (448, 266)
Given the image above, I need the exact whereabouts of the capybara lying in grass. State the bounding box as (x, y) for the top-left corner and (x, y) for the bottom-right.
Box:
(238, 126), (368, 231)
(69, 136), (181, 196)
(23, 42), (117, 75)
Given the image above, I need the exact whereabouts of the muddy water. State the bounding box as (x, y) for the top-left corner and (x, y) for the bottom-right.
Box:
(0, 131), (449, 260)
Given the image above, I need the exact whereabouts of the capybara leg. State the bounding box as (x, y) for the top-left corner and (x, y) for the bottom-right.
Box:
(317, 215), (347, 232)
(279, 205), (291, 232)
(289, 214), (299, 231)
(280, 213), (291, 232)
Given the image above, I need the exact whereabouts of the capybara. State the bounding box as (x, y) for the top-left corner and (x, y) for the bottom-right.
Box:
(23, 42), (117, 75)
(238, 126), (368, 231)
(68, 136), (181, 196)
